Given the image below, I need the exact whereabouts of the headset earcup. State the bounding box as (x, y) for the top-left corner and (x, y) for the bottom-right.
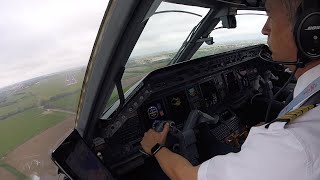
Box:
(294, 9), (320, 60)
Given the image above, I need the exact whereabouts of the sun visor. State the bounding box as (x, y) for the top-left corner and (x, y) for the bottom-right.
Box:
(165, 0), (265, 9)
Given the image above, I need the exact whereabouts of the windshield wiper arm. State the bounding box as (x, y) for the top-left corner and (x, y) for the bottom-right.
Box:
(169, 6), (237, 65)
(154, 10), (203, 17)
(168, 8), (221, 65)
(169, 21), (202, 65)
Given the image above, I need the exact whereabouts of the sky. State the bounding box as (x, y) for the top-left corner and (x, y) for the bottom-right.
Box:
(0, 0), (267, 88)
(0, 0), (108, 88)
(131, 3), (267, 57)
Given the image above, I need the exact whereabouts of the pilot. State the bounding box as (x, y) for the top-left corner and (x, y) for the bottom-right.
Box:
(141, 0), (320, 179)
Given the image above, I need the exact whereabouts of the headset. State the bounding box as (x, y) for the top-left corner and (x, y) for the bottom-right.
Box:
(294, 0), (320, 62)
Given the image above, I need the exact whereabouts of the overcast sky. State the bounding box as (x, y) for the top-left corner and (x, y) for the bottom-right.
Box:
(0, 0), (108, 88)
(0, 0), (267, 89)
(132, 3), (267, 57)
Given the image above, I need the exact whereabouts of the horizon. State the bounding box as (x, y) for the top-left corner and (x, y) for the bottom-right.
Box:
(0, 38), (266, 90)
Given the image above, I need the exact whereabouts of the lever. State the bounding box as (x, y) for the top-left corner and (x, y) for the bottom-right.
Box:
(152, 120), (176, 133)
(140, 120), (179, 157)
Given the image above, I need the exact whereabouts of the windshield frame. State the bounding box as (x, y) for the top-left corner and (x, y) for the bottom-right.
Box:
(170, 8), (267, 65)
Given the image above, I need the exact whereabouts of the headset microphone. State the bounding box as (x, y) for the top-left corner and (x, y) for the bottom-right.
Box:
(259, 45), (305, 67)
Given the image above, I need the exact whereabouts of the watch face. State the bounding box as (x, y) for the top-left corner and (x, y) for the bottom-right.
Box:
(151, 143), (161, 155)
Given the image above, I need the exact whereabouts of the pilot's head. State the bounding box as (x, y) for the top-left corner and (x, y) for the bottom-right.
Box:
(262, 0), (320, 77)
(262, 0), (302, 66)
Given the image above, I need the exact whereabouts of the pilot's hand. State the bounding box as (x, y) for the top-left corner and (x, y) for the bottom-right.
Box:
(140, 123), (170, 155)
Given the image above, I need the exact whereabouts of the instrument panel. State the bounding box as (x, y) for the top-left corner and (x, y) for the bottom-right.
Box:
(139, 69), (245, 129)
(98, 44), (275, 169)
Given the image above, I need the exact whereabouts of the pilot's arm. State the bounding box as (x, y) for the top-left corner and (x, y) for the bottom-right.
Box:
(141, 122), (308, 180)
(140, 123), (199, 180)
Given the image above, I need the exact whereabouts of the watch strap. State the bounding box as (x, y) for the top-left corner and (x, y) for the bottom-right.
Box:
(151, 143), (165, 156)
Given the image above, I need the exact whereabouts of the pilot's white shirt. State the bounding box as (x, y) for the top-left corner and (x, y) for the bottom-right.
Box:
(198, 64), (320, 180)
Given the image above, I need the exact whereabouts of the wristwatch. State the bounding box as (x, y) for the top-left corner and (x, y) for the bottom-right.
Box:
(151, 143), (165, 156)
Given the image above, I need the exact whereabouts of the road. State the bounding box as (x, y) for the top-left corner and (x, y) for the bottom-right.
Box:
(47, 108), (76, 115)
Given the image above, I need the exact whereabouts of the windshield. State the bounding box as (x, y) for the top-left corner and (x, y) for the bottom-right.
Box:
(192, 11), (267, 59)
(105, 10), (267, 110)
(0, 0), (106, 179)
(105, 2), (209, 109)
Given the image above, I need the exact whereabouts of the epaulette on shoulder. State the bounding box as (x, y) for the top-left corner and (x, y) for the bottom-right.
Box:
(265, 104), (316, 129)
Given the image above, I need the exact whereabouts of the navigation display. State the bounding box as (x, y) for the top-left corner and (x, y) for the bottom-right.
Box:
(66, 141), (109, 180)
(51, 130), (114, 180)
(166, 91), (190, 126)
(200, 80), (219, 108)
(224, 72), (240, 94)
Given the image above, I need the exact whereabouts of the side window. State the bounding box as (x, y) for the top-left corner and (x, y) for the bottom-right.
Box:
(0, 1), (106, 179)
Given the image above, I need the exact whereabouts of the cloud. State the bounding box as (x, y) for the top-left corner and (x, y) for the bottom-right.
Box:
(0, 0), (267, 88)
(0, 0), (108, 88)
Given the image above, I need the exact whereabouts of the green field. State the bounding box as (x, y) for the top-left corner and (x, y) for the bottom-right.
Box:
(0, 69), (84, 177)
(0, 68), (85, 160)
(0, 95), (37, 116)
(28, 71), (84, 100)
(0, 69), (85, 118)
(125, 61), (167, 74)
(48, 93), (81, 111)
(0, 108), (67, 157)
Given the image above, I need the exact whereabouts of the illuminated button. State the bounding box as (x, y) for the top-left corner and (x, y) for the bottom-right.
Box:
(148, 106), (159, 119)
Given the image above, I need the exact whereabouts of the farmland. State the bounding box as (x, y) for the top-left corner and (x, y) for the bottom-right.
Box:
(0, 68), (86, 179)
(0, 108), (67, 157)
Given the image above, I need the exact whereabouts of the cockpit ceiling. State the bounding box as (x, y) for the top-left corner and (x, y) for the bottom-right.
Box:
(165, 0), (265, 9)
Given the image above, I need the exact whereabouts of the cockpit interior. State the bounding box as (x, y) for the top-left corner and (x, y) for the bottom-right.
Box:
(53, 0), (298, 179)
(97, 45), (294, 179)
